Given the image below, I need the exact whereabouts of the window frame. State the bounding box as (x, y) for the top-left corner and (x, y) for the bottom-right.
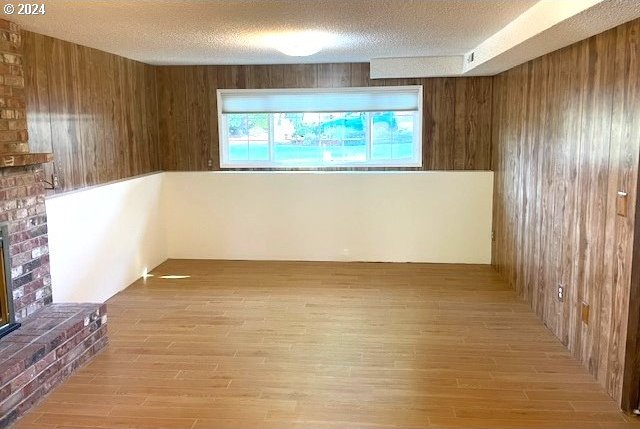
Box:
(216, 86), (423, 169)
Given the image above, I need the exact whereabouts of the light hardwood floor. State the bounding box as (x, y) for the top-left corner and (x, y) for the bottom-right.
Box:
(12, 260), (640, 428)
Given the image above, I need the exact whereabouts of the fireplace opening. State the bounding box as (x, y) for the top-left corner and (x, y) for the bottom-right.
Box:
(0, 225), (20, 339)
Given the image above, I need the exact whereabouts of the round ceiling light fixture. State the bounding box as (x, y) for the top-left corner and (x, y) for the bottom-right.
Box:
(262, 31), (333, 57)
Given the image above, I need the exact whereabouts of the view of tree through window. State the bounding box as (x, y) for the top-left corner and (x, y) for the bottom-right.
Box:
(225, 111), (417, 165)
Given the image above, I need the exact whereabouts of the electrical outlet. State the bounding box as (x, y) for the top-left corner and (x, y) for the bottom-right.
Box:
(617, 191), (628, 217)
(557, 285), (564, 302)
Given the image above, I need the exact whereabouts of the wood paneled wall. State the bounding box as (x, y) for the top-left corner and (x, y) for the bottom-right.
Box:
(22, 31), (160, 193)
(491, 18), (640, 405)
(155, 64), (493, 171)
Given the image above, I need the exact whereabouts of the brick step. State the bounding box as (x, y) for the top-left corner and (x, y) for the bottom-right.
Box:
(0, 303), (108, 427)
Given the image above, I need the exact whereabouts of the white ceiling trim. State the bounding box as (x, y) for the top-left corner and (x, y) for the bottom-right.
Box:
(462, 0), (605, 74)
(370, 56), (464, 79)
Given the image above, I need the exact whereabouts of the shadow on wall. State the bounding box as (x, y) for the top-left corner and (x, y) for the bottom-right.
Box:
(45, 173), (167, 303)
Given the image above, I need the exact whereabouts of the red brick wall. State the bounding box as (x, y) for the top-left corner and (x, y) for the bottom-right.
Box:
(0, 19), (27, 155)
(0, 165), (50, 320)
(0, 18), (50, 321)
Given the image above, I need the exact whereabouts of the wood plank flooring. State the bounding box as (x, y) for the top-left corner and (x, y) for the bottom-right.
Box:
(11, 260), (640, 428)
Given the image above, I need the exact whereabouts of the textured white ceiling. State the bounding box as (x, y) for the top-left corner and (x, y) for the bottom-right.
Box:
(10, 0), (538, 65)
(465, 0), (640, 75)
(370, 0), (640, 78)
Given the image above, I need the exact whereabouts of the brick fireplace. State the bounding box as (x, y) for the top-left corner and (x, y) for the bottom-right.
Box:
(0, 166), (52, 327)
(0, 18), (108, 427)
(0, 223), (19, 337)
(0, 17), (53, 328)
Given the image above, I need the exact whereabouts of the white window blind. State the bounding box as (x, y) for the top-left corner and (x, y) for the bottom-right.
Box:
(219, 86), (422, 114)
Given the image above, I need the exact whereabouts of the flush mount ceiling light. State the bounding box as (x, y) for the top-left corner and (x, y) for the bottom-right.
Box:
(261, 31), (333, 57)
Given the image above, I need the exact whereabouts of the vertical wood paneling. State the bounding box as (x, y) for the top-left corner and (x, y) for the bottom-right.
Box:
(317, 63), (351, 88)
(426, 78), (455, 170)
(454, 78), (492, 170)
(46, 37), (78, 190)
(248, 64), (284, 89)
(349, 63), (369, 87)
(117, 56), (132, 177)
(156, 63), (493, 172)
(185, 66), (212, 171)
(22, 29), (51, 155)
(574, 32), (616, 374)
(22, 29), (54, 184)
(75, 43), (96, 186)
(620, 17), (640, 411)
(492, 18), (640, 406)
(22, 31), (160, 193)
(144, 64), (160, 171)
(609, 18), (640, 405)
(283, 64), (317, 88)
(156, 67), (187, 171)
(207, 66), (220, 169)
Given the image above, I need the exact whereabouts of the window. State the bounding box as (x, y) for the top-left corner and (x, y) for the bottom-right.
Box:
(217, 86), (422, 168)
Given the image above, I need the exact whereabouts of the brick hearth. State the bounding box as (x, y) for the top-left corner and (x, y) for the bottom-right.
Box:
(0, 304), (106, 427)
